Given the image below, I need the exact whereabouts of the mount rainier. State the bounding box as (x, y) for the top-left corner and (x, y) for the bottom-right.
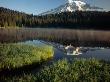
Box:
(40, 0), (104, 15)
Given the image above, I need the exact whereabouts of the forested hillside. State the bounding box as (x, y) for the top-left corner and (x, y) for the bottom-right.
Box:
(0, 7), (110, 29)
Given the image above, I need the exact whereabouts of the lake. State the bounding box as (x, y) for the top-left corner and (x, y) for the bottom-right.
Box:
(0, 28), (110, 60)
(0, 28), (110, 47)
(1, 28), (110, 79)
(1, 28), (110, 61)
(20, 40), (110, 62)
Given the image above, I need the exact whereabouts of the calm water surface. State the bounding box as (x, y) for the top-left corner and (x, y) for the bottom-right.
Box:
(19, 40), (110, 61)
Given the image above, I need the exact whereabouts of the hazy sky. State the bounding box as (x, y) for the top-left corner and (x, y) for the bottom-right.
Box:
(0, 0), (110, 15)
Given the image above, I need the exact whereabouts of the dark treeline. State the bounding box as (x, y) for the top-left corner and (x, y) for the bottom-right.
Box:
(0, 7), (110, 29)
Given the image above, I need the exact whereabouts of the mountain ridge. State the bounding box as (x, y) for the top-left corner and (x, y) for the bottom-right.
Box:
(40, 0), (104, 15)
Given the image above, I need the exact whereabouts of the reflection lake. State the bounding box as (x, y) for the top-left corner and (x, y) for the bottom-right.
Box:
(19, 40), (110, 62)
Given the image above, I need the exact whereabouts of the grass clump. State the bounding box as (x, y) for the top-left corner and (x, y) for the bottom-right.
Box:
(0, 43), (54, 71)
(36, 58), (110, 82)
(2, 58), (110, 82)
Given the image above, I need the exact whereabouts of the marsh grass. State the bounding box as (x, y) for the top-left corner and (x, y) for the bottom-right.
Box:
(2, 58), (110, 82)
(0, 43), (54, 71)
(36, 58), (110, 82)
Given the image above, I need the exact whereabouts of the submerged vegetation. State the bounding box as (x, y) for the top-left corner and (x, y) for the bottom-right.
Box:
(0, 43), (54, 71)
(1, 59), (110, 82)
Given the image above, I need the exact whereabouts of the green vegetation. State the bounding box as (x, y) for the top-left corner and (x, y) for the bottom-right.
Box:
(0, 7), (110, 29)
(1, 59), (110, 82)
(0, 43), (54, 70)
(36, 59), (110, 82)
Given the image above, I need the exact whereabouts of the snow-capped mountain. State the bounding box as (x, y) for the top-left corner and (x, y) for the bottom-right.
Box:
(40, 0), (104, 15)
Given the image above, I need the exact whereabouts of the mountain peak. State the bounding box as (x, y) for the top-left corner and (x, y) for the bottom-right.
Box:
(66, 0), (87, 12)
(40, 0), (104, 15)
(68, 0), (74, 4)
(74, 1), (86, 11)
